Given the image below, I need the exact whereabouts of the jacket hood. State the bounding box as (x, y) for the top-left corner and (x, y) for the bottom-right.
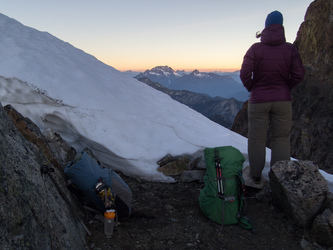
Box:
(261, 24), (286, 46)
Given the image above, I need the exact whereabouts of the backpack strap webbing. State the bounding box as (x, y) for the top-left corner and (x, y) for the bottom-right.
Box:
(236, 172), (253, 230)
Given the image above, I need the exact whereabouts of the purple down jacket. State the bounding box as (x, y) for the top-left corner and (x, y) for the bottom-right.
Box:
(240, 24), (305, 103)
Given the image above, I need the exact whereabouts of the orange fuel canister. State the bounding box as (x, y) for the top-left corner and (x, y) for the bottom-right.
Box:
(104, 209), (115, 236)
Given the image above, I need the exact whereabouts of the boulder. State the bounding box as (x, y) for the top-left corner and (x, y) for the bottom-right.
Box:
(269, 161), (328, 228)
(180, 170), (205, 183)
(157, 154), (175, 167)
(310, 208), (333, 246)
(157, 156), (189, 176)
(157, 152), (206, 182)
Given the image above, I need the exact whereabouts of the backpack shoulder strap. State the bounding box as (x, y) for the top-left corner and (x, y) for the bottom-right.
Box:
(236, 171), (253, 230)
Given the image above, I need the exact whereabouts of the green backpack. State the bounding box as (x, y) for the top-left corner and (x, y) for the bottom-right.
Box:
(199, 146), (252, 229)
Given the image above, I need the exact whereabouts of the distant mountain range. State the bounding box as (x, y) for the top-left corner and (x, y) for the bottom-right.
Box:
(138, 77), (243, 129)
(131, 66), (248, 101)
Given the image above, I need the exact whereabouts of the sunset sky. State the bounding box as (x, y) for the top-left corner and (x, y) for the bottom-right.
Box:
(2, 0), (313, 72)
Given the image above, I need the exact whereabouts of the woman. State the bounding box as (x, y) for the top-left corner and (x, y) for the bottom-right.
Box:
(240, 10), (305, 188)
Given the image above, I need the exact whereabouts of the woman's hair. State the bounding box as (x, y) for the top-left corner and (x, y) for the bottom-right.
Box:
(256, 31), (262, 38)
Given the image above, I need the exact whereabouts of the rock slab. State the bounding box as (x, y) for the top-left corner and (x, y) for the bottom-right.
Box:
(0, 103), (86, 249)
(269, 161), (328, 228)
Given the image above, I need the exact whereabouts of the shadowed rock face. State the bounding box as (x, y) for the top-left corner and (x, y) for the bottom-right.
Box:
(0, 103), (86, 249)
(232, 0), (333, 174)
(231, 101), (248, 138)
(291, 0), (333, 173)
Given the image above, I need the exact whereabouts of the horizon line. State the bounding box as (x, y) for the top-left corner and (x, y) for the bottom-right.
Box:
(118, 67), (240, 73)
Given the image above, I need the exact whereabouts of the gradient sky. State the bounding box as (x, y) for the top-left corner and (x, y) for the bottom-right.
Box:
(2, 0), (313, 72)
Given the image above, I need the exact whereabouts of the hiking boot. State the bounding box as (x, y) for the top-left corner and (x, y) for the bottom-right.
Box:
(252, 176), (261, 184)
(242, 165), (268, 189)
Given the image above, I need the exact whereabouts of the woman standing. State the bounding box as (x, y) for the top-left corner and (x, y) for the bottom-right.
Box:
(240, 10), (305, 188)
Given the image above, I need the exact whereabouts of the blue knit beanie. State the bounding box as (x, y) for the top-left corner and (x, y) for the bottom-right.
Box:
(265, 10), (283, 27)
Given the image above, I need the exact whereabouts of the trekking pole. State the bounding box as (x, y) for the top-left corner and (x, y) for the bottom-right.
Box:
(214, 149), (224, 197)
(215, 155), (221, 194)
(40, 165), (92, 236)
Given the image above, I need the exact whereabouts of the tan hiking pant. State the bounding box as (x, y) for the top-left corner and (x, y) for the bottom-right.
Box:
(248, 101), (292, 178)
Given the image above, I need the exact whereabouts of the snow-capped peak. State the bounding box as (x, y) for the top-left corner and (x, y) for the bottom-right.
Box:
(145, 66), (176, 76)
(134, 65), (182, 85)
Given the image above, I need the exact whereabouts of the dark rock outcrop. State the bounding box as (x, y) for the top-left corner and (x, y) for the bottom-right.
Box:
(230, 101), (248, 137)
(291, 0), (333, 173)
(0, 103), (86, 249)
